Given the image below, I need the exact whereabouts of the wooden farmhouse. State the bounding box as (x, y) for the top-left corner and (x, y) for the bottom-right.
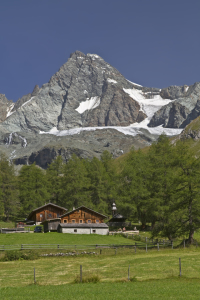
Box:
(57, 206), (109, 235)
(26, 203), (68, 225)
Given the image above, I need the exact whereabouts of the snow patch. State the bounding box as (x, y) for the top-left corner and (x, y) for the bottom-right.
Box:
(126, 79), (143, 87)
(107, 78), (117, 84)
(84, 90), (88, 94)
(6, 104), (15, 118)
(6, 132), (27, 147)
(87, 54), (100, 60)
(21, 96), (35, 107)
(123, 88), (172, 117)
(75, 97), (100, 114)
(185, 86), (189, 92)
(39, 125), (183, 138)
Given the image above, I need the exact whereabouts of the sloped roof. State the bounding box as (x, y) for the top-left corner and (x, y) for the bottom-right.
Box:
(59, 223), (108, 228)
(60, 205), (107, 219)
(27, 203), (68, 220)
(108, 213), (126, 222)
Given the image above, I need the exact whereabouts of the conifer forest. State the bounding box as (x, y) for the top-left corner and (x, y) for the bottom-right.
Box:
(0, 135), (200, 243)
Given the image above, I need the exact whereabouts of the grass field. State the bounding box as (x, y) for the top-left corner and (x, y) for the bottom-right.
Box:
(1, 234), (200, 299)
(1, 247), (200, 286)
(0, 232), (135, 246)
(1, 279), (200, 300)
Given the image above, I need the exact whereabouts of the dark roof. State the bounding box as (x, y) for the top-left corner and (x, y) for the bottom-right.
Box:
(58, 223), (108, 228)
(60, 205), (107, 218)
(27, 203), (68, 220)
(108, 213), (127, 222)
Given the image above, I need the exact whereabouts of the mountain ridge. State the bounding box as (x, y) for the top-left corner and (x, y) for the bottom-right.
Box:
(0, 51), (200, 168)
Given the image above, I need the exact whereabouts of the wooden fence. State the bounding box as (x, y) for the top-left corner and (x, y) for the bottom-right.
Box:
(0, 241), (177, 251)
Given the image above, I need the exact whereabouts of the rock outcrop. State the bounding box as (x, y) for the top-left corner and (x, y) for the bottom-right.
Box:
(148, 82), (200, 128)
(0, 94), (13, 123)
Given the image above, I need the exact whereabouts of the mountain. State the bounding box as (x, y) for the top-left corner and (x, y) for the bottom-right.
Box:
(0, 51), (200, 168)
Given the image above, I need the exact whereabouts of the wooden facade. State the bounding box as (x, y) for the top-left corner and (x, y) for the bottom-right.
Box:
(60, 206), (106, 225)
(27, 203), (67, 225)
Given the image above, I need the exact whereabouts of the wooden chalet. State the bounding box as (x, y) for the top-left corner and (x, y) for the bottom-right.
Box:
(57, 206), (109, 235)
(26, 203), (68, 225)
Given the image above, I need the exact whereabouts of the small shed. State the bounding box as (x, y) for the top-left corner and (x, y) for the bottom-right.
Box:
(58, 223), (109, 235)
(107, 213), (127, 228)
(27, 203), (68, 225)
(42, 218), (61, 233)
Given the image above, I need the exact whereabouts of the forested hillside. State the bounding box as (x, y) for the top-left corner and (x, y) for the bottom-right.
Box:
(0, 135), (200, 243)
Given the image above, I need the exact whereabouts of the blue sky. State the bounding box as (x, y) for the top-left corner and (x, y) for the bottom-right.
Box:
(1, 0), (200, 101)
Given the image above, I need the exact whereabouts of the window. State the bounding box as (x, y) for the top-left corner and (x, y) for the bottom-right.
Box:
(87, 219), (91, 223)
(40, 214), (43, 218)
(92, 230), (96, 233)
(79, 220), (83, 223)
(48, 213), (52, 218)
(96, 219), (99, 223)
(64, 220), (67, 223)
(57, 213), (60, 217)
(72, 219), (76, 223)
(74, 229), (77, 233)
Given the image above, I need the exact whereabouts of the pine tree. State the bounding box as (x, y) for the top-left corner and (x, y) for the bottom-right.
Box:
(18, 163), (49, 217)
(46, 156), (64, 205)
(0, 155), (19, 221)
(60, 154), (91, 210)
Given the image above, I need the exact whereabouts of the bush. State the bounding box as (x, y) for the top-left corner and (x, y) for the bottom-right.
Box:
(130, 276), (137, 282)
(73, 274), (100, 284)
(2, 250), (39, 261)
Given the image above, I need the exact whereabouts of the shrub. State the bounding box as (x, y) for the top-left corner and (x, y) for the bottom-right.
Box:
(73, 274), (100, 284)
(130, 276), (137, 282)
(2, 250), (39, 261)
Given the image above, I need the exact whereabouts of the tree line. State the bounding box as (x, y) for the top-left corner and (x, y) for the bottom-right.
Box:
(0, 135), (200, 243)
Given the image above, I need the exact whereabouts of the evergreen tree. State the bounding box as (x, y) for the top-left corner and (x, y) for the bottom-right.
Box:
(60, 154), (91, 210)
(0, 155), (19, 221)
(171, 140), (200, 243)
(46, 156), (64, 205)
(18, 163), (49, 217)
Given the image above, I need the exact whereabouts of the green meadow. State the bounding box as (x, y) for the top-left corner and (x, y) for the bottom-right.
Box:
(1, 279), (200, 300)
(1, 233), (200, 299)
(0, 232), (134, 245)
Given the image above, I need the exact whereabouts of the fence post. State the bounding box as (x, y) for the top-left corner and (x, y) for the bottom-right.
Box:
(57, 244), (59, 249)
(100, 249), (102, 255)
(157, 243), (159, 251)
(128, 265), (130, 280)
(145, 237), (147, 243)
(80, 265), (82, 283)
(184, 239), (185, 249)
(21, 244), (23, 250)
(34, 267), (36, 284)
(172, 241), (173, 250)
(146, 244), (147, 252)
(179, 258), (181, 277)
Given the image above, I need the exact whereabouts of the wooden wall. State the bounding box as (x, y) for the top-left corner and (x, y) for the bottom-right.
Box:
(31, 205), (66, 223)
(61, 208), (104, 224)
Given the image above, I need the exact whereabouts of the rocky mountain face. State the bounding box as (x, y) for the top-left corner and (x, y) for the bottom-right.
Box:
(149, 83), (200, 128)
(0, 94), (13, 123)
(1, 51), (200, 168)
